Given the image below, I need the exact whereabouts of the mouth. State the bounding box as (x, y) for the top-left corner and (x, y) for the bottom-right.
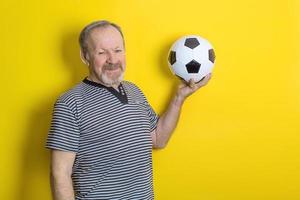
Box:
(106, 66), (120, 70)
(104, 67), (121, 73)
(104, 63), (122, 72)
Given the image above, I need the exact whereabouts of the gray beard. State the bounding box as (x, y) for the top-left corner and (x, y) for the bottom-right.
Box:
(100, 71), (124, 86)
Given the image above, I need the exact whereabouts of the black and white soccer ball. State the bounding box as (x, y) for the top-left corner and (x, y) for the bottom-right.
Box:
(168, 35), (216, 83)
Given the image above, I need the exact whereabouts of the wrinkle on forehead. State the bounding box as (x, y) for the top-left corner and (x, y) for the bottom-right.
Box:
(87, 26), (124, 51)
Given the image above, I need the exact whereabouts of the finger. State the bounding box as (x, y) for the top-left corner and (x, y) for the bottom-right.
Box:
(188, 79), (196, 89)
(203, 73), (212, 83)
(195, 73), (212, 88)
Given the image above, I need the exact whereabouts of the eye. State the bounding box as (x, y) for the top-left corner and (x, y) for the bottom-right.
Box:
(115, 49), (122, 53)
(98, 51), (105, 55)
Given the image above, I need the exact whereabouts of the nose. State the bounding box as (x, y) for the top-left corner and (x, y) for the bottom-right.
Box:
(106, 52), (118, 64)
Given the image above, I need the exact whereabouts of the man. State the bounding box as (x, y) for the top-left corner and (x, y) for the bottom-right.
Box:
(46, 20), (211, 200)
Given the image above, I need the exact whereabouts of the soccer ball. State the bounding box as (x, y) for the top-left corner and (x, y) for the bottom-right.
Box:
(167, 35), (216, 83)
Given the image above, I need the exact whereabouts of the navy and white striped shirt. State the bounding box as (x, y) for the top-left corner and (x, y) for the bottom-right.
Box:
(46, 78), (159, 200)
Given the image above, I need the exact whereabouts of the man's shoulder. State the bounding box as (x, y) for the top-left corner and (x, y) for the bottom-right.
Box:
(122, 80), (143, 93)
(122, 80), (148, 102)
(56, 81), (85, 105)
(122, 80), (137, 87)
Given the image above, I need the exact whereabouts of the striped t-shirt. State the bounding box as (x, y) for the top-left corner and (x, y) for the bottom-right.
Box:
(46, 78), (159, 200)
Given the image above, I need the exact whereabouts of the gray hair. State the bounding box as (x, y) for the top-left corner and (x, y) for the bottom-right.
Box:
(79, 20), (124, 58)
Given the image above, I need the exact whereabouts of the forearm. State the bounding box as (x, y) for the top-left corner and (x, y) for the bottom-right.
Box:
(50, 173), (75, 200)
(153, 74), (211, 148)
(155, 94), (185, 148)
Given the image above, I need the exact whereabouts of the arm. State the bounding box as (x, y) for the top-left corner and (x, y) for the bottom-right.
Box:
(151, 74), (212, 149)
(50, 150), (76, 200)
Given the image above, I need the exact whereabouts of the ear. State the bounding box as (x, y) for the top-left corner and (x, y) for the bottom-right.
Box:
(80, 49), (90, 66)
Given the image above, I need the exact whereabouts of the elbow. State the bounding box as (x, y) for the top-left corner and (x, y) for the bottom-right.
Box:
(153, 141), (167, 149)
(152, 127), (170, 149)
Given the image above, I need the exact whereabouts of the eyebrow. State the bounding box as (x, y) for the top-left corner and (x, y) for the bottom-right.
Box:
(94, 46), (123, 51)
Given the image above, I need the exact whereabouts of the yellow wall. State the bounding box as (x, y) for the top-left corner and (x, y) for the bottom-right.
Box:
(1, 0), (300, 199)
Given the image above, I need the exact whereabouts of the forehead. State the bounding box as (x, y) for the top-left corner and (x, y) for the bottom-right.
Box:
(87, 26), (124, 49)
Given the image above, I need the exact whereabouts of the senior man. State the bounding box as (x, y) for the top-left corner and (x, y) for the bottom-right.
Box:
(46, 20), (211, 200)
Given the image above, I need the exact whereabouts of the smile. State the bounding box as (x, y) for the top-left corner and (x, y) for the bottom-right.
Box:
(106, 67), (120, 71)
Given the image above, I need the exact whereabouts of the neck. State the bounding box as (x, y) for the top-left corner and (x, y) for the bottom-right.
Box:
(87, 75), (120, 90)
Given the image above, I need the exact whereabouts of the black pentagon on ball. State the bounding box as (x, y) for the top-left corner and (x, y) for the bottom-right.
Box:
(184, 38), (200, 49)
(186, 60), (201, 73)
(209, 49), (216, 63)
(168, 51), (176, 65)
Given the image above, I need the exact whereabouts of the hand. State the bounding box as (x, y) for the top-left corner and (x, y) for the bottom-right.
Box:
(176, 73), (212, 102)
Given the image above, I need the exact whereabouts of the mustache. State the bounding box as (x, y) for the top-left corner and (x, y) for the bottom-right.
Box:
(103, 63), (122, 70)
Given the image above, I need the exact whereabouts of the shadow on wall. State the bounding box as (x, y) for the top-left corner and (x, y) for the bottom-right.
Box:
(156, 36), (183, 114)
(16, 27), (88, 200)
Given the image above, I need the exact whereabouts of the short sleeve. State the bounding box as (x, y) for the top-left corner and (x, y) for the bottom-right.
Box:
(141, 93), (159, 132)
(46, 99), (80, 152)
(144, 99), (159, 132)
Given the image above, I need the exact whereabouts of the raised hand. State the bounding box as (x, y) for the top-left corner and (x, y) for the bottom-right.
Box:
(176, 73), (212, 101)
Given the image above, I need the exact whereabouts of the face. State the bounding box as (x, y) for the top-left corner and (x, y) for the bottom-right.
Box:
(84, 26), (126, 86)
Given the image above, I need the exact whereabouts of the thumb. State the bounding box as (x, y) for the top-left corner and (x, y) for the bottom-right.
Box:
(188, 79), (196, 89)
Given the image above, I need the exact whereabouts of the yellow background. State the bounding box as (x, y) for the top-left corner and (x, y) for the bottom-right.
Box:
(1, 0), (300, 199)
